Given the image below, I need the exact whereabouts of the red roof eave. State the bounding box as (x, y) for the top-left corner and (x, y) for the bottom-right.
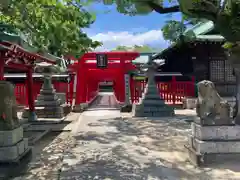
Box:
(0, 41), (56, 64)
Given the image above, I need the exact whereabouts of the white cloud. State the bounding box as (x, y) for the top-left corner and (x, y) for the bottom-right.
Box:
(89, 29), (168, 51)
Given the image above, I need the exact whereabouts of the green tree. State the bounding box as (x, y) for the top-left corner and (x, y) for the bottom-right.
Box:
(0, 0), (101, 57)
(161, 15), (201, 43)
(100, 0), (179, 15)
(112, 45), (161, 52)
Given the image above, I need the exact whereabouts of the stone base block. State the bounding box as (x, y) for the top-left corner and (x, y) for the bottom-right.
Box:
(0, 138), (30, 162)
(188, 135), (240, 154)
(192, 123), (240, 140)
(139, 100), (166, 105)
(143, 94), (164, 99)
(182, 97), (196, 109)
(22, 106), (64, 119)
(72, 103), (88, 112)
(36, 93), (59, 101)
(40, 88), (56, 94)
(0, 126), (23, 146)
(35, 99), (61, 107)
(133, 104), (174, 117)
(185, 144), (240, 167)
(194, 116), (235, 126)
(134, 111), (175, 117)
(120, 104), (132, 112)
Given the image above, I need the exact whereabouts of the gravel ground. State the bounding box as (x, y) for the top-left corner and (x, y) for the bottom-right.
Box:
(60, 109), (240, 180)
(11, 113), (80, 180)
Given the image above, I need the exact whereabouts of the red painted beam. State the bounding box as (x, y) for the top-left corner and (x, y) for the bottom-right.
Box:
(80, 52), (139, 61)
(5, 62), (30, 71)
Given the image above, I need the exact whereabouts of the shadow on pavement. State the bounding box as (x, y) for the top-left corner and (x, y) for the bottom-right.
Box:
(60, 116), (217, 180)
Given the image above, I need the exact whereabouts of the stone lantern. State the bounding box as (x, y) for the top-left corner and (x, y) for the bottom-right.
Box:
(34, 62), (64, 119)
(22, 62), (65, 120)
(132, 58), (174, 117)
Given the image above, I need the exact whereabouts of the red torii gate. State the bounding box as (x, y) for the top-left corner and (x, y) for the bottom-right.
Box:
(69, 51), (139, 108)
(0, 41), (55, 120)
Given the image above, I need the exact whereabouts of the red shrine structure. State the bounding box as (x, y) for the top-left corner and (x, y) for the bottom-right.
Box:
(69, 52), (139, 108)
(0, 41), (55, 120)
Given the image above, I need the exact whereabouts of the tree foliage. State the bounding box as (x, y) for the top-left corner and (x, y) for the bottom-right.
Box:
(161, 15), (201, 43)
(0, 0), (101, 57)
(111, 45), (161, 52)
(179, 0), (240, 44)
(161, 20), (186, 43)
(101, 0), (179, 15)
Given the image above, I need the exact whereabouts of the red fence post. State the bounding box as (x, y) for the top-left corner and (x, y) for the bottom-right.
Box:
(172, 76), (176, 105)
(191, 76), (195, 97)
(26, 68), (37, 121)
(68, 74), (75, 106)
(0, 58), (4, 80)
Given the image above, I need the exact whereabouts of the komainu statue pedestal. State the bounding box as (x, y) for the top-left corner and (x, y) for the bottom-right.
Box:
(0, 81), (31, 163)
(185, 80), (240, 166)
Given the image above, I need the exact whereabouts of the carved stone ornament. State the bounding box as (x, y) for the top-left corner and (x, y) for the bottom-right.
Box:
(0, 81), (20, 130)
(196, 80), (233, 125)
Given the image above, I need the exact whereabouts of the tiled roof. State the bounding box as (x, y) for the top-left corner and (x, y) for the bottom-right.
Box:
(153, 20), (225, 59)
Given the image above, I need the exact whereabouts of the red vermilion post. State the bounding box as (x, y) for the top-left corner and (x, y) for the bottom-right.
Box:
(26, 68), (37, 121)
(0, 57), (5, 80)
(191, 76), (195, 97)
(118, 57), (126, 103)
(172, 76), (176, 105)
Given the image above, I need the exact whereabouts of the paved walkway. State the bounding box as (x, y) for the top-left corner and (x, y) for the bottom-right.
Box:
(60, 108), (240, 180)
(11, 93), (240, 180)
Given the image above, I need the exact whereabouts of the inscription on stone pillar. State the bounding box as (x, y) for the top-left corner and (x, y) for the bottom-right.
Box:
(124, 74), (131, 104)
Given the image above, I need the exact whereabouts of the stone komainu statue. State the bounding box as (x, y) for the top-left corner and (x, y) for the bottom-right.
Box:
(196, 80), (231, 122)
(0, 81), (19, 130)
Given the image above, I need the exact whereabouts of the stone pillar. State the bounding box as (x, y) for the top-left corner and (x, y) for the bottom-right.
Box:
(124, 73), (131, 105)
(120, 73), (133, 112)
(132, 67), (174, 117)
(0, 81), (30, 163)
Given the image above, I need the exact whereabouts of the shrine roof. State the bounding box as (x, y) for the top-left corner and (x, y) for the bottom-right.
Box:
(0, 32), (38, 52)
(0, 40), (56, 64)
(153, 21), (225, 60)
(0, 32), (56, 64)
(183, 20), (215, 36)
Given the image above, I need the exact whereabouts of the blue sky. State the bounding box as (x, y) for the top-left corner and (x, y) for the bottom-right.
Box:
(84, 2), (182, 51)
